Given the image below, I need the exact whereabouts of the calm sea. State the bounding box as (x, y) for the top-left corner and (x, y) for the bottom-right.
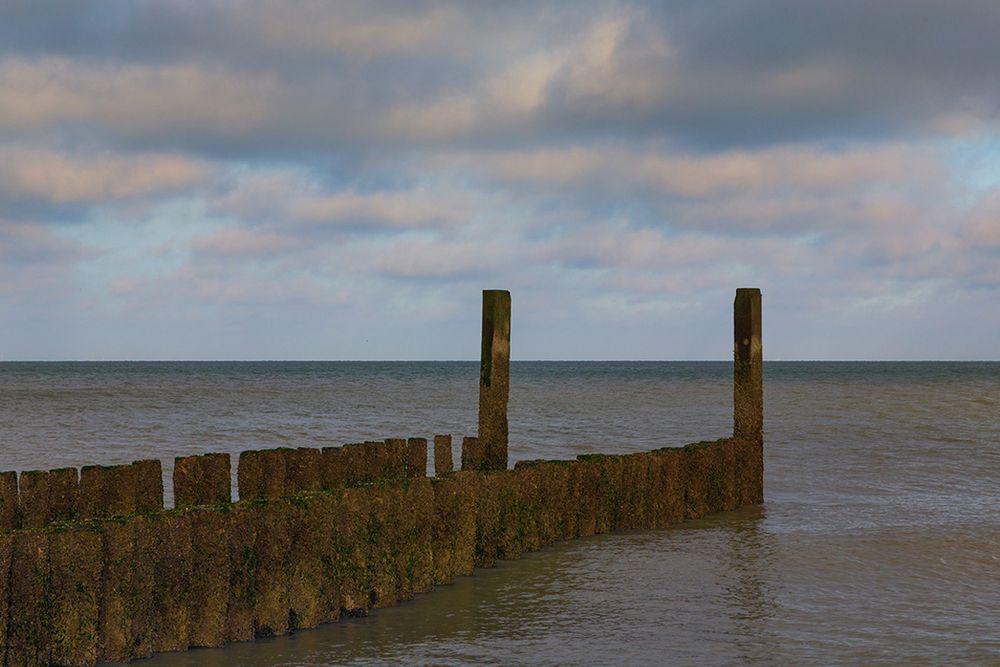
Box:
(1, 361), (998, 665)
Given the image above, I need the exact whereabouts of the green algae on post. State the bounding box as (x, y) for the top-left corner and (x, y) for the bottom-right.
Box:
(6, 530), (51, 667)
(138, 512), (194, 653)
(478, 289), (511, 471)
(174, 453), (232, 509)
(131, 459), (164, 513)
(96, 520), (137, 663)
(223, 503), (257, 643)
(406, 437), (429, 478)
(433, 434), (454, 476)
(49, 525), (102, 667)
(188, 508), (230, 647)
(17, 467), (79, 529)
(0, 533), (12, 657)
(0, 471), (18, 531)
(287, 447), (323, 493)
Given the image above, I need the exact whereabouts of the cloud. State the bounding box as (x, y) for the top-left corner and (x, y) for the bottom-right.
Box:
(3, 3), (1000, 156)
(167, 264), (351, 307)
(0, 221), (98, 308)
(0, 1), (478, 63)
(0, 58), (280, 148)
(374, 239), (511, 279)
(963, 192), (1000, 248)
(289, 191), (474, 231)
(210, 169), (482, 231)
(0, 147), (209, 212)
(0, 220), (94, 266)
(1, 2), (999, 359)
(463, 143), (946, 199)
(190, 228), (304, 258)
(535, 219), (808, 278)
(240, 2), (470, 59)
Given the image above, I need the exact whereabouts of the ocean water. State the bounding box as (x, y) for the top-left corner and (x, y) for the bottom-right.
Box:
(1, 361), (998, 665)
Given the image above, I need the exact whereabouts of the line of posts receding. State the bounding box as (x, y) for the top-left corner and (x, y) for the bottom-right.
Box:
(470, 288), (763, 471)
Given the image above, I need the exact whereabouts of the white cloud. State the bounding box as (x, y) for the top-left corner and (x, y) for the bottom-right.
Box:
(963, 192), (1000, 247)
(374, 239), (511, 279)
(0, 147), (209, 205)
(0, 220), (94, 265)
(190, 228), (304, 258)
(211, 169), (481, 231)
(0, 58), (278, 138)
(460, 142), (946, 200)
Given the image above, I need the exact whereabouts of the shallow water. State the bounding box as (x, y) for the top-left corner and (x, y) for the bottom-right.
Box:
(2, 362), (998, 665)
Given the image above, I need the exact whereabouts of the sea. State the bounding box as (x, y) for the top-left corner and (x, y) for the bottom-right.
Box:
(1, 361), (998, 666)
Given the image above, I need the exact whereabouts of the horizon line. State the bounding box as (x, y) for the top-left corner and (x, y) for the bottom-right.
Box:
(2, 359), (997, 363)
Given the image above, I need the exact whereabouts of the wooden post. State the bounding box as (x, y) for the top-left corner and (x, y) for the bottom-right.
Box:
(433, 435), (453, 476)
(733, 288), (763, 441)
(477, 289), (511, 470)
(174, 453), (231, 509)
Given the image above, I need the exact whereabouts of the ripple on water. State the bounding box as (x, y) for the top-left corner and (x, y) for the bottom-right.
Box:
(2, 361), (998, 664)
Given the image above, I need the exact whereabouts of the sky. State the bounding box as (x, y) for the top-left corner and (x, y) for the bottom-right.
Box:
(1, 1), (998, 361)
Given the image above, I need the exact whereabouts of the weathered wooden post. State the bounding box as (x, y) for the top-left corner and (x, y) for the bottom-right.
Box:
(734, 288), (764, 504)
(476, 289), (511, 470)
(733, 288), (763, 441)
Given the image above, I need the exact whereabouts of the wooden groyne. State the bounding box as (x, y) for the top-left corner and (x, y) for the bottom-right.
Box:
(0, 289), (763, 666)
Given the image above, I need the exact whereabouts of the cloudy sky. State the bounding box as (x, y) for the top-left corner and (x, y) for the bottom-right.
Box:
(1, 1), (998, 360)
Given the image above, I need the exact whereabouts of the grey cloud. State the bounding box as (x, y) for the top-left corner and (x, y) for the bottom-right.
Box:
(3, 2), (999, 157)
(0, 221), (96, 267)
(207, 168), (486, 235)
(0, 147), (211, 221)
(2, 1), (998, 360)
(645, 0), (1000, 146)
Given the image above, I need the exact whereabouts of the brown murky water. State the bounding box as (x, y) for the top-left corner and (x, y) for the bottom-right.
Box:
(2, 362), (998, 664)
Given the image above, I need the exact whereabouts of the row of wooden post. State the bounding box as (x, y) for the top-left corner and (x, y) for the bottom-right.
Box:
(0, 288), (760, 528)
(473, 288), (763, 471)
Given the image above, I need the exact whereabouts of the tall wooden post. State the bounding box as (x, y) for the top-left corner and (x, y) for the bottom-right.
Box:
(477, 289), (510, 470)
(733, 288), (763, 442)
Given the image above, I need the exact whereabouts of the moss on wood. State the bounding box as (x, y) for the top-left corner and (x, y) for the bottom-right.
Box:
(287, 448), (322, 494)
(188, 508), (230, 647)
(0, 471), (18, 531)
(0, 429), (763, 665)
(49, 526), (101, 666)
(174, 454), (231, 509)
(131, 459), (164, 514)
(136, 512), (193, 653)
(319, 446), (344, 490)
(223, 503), (257, 643)
(0, 533), (12, 656)
(251, 501), (291, 637)
(405, 438), (428, 478)
(96, 521), (135, 663)
(433, 434), (453, 476)
(460, 436), (485, 472)
(6, 530), (51, 667)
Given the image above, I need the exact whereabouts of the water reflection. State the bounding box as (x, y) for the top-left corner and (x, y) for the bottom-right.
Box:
(715, 506), (781, 662)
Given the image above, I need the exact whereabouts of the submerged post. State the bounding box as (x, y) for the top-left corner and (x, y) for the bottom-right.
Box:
(733, 288), (763, 441)
(477, 289), (511, 470)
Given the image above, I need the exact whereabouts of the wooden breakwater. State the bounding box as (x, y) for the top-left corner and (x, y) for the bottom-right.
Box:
(0, 288), (764, 666)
